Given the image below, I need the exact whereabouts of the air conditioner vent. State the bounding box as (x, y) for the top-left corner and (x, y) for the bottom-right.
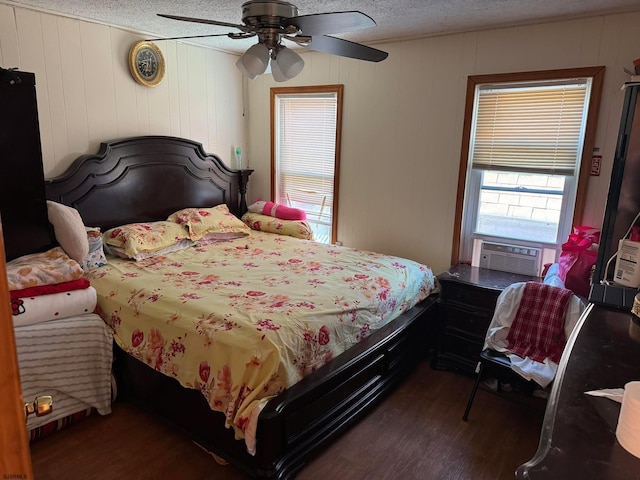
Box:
(479, 241), (541, 277)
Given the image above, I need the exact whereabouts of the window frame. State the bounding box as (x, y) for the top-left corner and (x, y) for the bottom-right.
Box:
(270, 84), (343, 244)
(452, 67), (605, 266)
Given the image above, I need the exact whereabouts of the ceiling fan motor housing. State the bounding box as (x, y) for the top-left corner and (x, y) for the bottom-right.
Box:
(242, 1), (298, 28)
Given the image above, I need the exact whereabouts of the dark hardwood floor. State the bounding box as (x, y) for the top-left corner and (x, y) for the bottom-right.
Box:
(30, 360), (546, 480)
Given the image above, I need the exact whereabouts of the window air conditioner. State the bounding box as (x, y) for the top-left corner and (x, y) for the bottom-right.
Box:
(478, 241), (542, 277)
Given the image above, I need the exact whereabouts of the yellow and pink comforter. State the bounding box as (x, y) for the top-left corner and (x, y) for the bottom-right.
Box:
(87, 231), (435, 453)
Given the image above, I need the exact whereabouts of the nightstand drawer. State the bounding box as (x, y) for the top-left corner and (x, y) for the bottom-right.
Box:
(440, 303), (492, 339)
(435, 264), (539, 375)
(439, 280), (500, 312)
(439, 331), (483, 371)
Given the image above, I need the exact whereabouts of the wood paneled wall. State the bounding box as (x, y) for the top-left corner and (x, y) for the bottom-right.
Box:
(0, 4), (246, 178)
(247, 11), (640, 275)
(2, 3), (640, 276)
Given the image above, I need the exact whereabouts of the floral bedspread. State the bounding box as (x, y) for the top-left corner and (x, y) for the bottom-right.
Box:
(87, 231), (436, 454)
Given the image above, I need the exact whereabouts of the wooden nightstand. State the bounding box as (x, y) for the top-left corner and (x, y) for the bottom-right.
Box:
(433, 264), (541, 375)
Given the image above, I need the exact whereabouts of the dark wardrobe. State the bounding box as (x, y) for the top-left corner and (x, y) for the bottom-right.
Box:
(590, 82), (640, 309)
(0, 68), (55, 261)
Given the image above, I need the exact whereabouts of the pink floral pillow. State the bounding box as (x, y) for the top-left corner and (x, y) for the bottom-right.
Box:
(167, 204), (250, 241)
(103, 221), (190, 258)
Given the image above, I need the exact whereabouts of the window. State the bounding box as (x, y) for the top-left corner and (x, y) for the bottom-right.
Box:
(271, 85), (343, 244)
(453, 67), (604, 265)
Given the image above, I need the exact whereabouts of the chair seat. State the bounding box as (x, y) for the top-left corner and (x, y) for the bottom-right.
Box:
(480, 348), (511, 367)
(463, 280), (578, 421)
(463, 348), (538, 421)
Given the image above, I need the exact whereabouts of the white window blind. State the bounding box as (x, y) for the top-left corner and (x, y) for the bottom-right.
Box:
(471, 80), (590, 176)
(276, 93), (337, 225)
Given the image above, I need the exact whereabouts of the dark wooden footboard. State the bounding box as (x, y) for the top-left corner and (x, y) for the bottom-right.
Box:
(114, 295), (438, 479)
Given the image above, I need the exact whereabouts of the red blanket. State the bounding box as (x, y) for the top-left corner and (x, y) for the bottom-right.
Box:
(10, 278), (90, 300)
(506, 282), (572, 363)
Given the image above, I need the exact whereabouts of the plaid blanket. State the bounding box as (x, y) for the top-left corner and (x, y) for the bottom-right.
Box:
(506, 282), (572, 363)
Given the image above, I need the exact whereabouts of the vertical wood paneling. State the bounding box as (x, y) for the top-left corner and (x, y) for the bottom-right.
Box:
(145, 45), (172, 135)
(212, 52), (228, 160)
(165, 41), (182, 137)
(112, 30), (142, 138)
(186, 45), (208, 143)
(14, 9), (54, 174)
(176, 42), (191, 139)
(0, 4), (19, 68)
(41, 15), (69, 176)
(228, 56), (246, 167)
(390, 41), (429, 261)
(79, 22), (118, 147)
(57, 16), (90, 169)
(364, 55), (400, 254)
(247, 11), (640, 275)
(0, 5), (246, 180)
(205, 48), (219, 155)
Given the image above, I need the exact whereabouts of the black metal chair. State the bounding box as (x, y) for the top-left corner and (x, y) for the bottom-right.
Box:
(462, 280), (584, 421)
(462, 348), (538, 421)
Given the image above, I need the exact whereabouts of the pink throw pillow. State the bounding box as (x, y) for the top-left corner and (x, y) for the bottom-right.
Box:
(248, 200), (306, 221)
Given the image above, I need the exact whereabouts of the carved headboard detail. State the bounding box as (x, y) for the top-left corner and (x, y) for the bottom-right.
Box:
(45, 136), (252, 232)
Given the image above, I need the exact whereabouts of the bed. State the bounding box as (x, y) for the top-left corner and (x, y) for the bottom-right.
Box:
(44, 135), (439, 479)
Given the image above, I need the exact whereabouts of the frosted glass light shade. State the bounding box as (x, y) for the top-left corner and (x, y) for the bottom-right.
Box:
(272, 47), (304, 82)
(271, 58), (287, 82)
(236, 43), (270, 79)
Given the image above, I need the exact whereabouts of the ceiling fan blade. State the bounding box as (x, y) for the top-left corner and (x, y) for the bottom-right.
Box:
(305, 36), (388, 62)
(157, 13), (251, 32)
(146, 33), (234, 42)
(283, 11), (375, 36)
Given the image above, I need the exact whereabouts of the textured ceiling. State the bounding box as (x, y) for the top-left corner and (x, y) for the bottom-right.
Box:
(7, 0), (640, 54)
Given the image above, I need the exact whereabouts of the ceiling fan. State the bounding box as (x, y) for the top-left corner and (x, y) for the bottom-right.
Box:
(154, 0), (388, 82)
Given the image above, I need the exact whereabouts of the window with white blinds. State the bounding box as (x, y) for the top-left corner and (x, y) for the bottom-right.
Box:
(272, 86), (343, 244)
(471, 80), (590, 176)
(454, 67), (605, 266)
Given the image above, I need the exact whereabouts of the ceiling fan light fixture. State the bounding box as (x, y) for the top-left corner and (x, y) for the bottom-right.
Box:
(159, 3), (388, 79)
(272, 46), (304, 82)
(236, 42), (270, 79)
(270, 58), (287, 82)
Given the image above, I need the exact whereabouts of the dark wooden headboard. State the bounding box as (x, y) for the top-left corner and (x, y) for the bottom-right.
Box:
(45, 136), (252, 231)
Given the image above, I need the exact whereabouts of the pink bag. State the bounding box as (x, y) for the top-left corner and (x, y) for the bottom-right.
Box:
(558, 226), (600, 297)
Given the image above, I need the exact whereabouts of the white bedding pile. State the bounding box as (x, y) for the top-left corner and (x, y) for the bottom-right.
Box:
(12, 287), (97, 327)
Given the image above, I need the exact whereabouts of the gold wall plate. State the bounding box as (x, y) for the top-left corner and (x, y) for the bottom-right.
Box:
(128, 40), (165, 87)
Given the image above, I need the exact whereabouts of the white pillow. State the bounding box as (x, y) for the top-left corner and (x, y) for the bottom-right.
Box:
(46, 200), (89, 263)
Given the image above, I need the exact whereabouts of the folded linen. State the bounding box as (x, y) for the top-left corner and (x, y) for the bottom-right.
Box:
(6, 246), (84, 291)
(10, 278), (90, 300)
(11, 287), (97, 328)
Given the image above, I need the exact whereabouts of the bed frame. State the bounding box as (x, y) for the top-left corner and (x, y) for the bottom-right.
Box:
(44, 135), (438, 479)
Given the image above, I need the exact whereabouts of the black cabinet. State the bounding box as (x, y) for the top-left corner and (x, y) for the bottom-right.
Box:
(433, 264), (540, 375)
(590, 83), (640, 309)
(0, 69), (55, 261)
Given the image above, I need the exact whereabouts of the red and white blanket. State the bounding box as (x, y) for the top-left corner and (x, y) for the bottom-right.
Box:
(506, 282), (572, 364)
(483, 281), (585, 387)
